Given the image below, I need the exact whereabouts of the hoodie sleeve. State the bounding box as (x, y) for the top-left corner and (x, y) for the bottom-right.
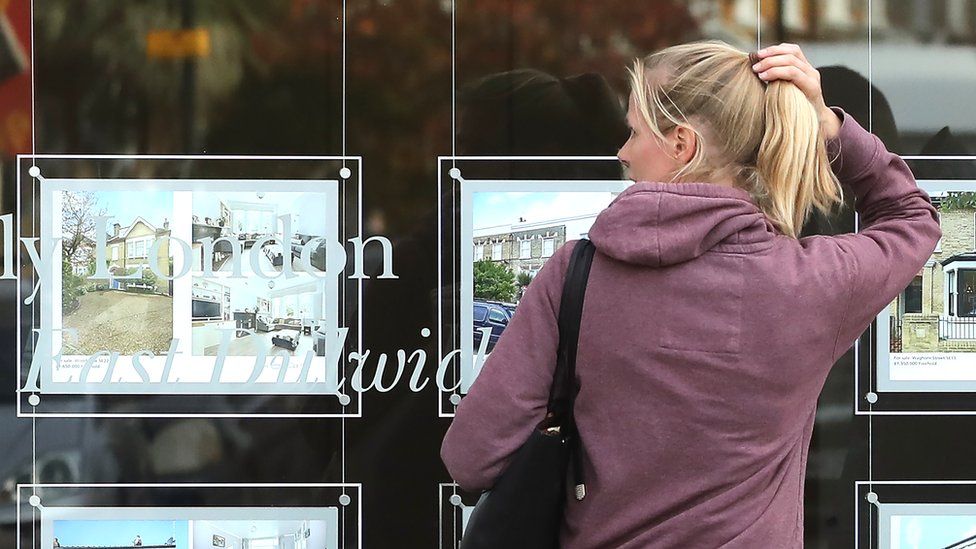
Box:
(440, 239), (575, 492)
(822, 106), (942, 360)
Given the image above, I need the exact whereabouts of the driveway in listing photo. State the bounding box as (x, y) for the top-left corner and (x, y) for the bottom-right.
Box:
(62, 290), (173, 355)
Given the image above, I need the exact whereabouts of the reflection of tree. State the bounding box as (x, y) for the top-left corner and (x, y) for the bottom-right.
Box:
(344, 0), (700, 232)
(35, 0), (283, 151)
(37, 0), (700, 230)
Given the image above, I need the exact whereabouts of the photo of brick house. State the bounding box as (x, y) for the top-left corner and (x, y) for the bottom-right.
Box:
(473, 220), (569, 279)
(105, 216), (173, 292)
(889, 192), (976, 353)
(469, 190), (619, 357)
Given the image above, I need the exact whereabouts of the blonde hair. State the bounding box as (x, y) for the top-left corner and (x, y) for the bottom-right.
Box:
(627, 39), (844, 239)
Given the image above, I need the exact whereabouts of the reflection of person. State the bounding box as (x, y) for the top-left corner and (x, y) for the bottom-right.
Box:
(331, 67), (628, 547)
(53, 539), (60, 548)
(442, 40), (941, 548)
(132, 535), (142, 547)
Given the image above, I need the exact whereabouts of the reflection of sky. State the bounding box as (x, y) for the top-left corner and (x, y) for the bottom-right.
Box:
(54, 520), (188, 547)
(89, 191), (174, 229)
(892, 515), (976, 548)
(473, 191), (614, 230)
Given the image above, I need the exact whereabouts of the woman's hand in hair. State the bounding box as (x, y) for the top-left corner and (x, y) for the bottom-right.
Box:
(751, 43), (841, 140)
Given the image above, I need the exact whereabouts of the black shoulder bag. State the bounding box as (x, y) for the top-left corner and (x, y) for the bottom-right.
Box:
(459, 238), (596, 549)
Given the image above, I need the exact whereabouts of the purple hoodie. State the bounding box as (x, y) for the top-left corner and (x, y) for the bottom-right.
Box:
(441, 106), (942, 548)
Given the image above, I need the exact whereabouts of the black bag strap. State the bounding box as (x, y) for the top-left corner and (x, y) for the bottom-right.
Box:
(547, 238), (595, 415)
(545, 238), (595, 500)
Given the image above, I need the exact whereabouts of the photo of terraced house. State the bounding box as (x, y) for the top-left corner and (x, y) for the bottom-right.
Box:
(470, 190), (619, 355)
(59, 190), (175, 355)
(888, 191), (976, 354)
(104, 216), (173, 291)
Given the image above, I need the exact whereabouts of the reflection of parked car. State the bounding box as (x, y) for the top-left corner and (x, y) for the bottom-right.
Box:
(473, 300), (514, 353)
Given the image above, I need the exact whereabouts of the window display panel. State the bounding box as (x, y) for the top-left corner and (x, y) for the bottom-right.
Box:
(17, 484), (355, 549)
(439, 483), (478, 548)
(436, 158), (627, 415)
(856, 482), (976, 549)
(862, 176), (976, 412)
(17, 155), (361, 416)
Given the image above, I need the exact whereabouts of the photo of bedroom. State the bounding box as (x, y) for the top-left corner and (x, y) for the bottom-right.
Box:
(191, 275), (328, 356)
(191, 191), (335, 275)
(193, 519), (336, 549)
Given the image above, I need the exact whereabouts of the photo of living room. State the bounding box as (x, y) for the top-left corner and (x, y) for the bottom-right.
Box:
(58, 189), (175, 355)
(191, 274), (329, 357)
(193, 519), (336, 549)
(191, 191), (336, 275)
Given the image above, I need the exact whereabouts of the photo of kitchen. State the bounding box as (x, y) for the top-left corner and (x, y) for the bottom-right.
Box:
(191, 190), (335, 275)
(191, 274), (329, 357)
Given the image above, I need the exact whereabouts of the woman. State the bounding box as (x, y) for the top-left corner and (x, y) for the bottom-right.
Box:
(441, 40), (941, 548)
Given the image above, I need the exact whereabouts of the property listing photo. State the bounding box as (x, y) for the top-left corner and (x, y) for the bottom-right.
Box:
(191, 190), (336, 275)
(193, 519), (336, 549)
(884, 511), (976, 548)
(878, 185), (976, 391)
(49, 517), (335, 549)
(191, 274), (328, 357)
(52, 519), (186, 548)
(467, 189), (619, 360)
(58, 189), (175, 356)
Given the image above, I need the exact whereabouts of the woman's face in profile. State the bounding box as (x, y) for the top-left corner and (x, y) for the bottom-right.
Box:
(618, 93), (685, 183)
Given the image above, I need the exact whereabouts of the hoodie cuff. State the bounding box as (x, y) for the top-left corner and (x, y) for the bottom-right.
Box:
(824, 105), (883, 183)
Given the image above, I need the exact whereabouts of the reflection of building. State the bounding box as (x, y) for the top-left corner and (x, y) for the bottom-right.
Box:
(703, 0), (975, 40)
(473, 213), (602, 277)
(890, 195), (976, 352)
(106, 216), (173, 284)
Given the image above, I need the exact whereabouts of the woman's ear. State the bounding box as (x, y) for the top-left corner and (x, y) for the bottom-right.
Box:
(671, 125), (698, 164)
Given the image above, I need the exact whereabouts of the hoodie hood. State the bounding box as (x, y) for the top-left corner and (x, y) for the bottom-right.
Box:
(588, 181), (778, 267)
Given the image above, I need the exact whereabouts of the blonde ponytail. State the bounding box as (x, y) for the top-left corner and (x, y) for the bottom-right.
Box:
(756, 80), (845, 238)
(628, 39), (845, 239)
